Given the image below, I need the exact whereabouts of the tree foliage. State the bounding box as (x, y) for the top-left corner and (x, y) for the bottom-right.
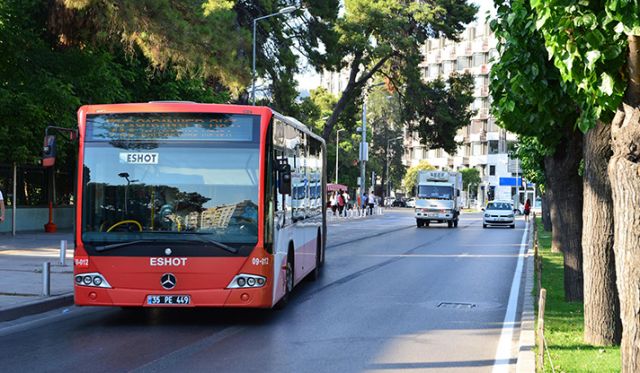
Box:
(460, 167), (481, 191)
(321, 0), (478, 143)
(402, 160), (435, 195)
(404, 72), (476, 154)
(531, 0), (629, 132)
(0, 0), (228, 165)
(490, 0), (577, 148)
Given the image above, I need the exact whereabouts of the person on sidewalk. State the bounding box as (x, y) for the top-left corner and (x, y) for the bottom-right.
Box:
(330, 192), (338, 216)
(0, 190), (5, 223)
(362, 192), (369, 215)
(523, 198), (531, 222)
(337, 189), (346, 217)
(368, 191), (376, 216)
(341, 190), (350, 217)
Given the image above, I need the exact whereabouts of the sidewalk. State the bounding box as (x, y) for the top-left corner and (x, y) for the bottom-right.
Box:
(0, 231), (74, 322)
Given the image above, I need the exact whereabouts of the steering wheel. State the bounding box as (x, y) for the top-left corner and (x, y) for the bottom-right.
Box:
(106, 219), (143, 232)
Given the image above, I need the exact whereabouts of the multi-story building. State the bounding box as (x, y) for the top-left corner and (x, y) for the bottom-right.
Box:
(403, 22), (535, 208)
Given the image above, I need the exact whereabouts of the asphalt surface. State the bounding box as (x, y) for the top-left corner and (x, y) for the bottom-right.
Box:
(0, 210), (527, 373)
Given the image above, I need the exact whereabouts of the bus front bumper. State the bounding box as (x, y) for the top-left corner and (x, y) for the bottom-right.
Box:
(74, 285), (274, 308)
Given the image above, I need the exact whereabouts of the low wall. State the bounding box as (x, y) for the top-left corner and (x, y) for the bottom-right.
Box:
(0, 207), (74, 233)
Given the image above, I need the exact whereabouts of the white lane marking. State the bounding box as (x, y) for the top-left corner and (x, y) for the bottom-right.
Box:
(492, 222), (529, 372)
(333, 254), (525, 258)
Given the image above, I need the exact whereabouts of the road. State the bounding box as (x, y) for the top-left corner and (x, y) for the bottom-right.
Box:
(0, 210), (528, 372)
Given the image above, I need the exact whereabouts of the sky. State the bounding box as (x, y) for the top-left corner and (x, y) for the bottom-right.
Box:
(294, 0), (497, 97)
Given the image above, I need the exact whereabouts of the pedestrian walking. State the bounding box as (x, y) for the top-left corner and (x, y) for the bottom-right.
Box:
(337, 189), (346, 216)
(524, 198), (531, 222)
(330, 192), (338, 216)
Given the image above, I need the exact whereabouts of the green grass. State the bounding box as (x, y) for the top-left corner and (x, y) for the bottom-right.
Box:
(535, 218), (620, 372)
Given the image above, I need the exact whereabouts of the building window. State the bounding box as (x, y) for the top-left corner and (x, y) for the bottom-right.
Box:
(473, 52), (487, 67)
(488, 140), (499, 154)
(489, 165), (496, 175)
(472, 142), (483, 156)
(456, 56), (471, 70)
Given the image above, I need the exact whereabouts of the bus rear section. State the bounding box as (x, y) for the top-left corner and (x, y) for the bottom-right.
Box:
(74, 104), (278, 308)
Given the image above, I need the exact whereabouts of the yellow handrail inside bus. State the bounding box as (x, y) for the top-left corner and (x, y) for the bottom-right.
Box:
(107, 220), (143, 232)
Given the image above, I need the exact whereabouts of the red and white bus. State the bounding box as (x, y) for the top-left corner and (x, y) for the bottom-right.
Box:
(71, 102), (326, 308)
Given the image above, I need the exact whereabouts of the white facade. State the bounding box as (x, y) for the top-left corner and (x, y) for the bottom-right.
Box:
(403, 22), (527, 207)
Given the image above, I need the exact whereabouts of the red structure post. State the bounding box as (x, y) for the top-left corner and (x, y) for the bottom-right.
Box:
(44, 201), (57, 233)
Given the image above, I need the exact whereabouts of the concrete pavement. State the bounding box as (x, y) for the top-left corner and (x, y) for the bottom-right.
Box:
(0, 231), (75, 321)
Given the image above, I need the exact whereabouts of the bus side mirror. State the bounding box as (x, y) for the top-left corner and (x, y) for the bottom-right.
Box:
(278, 163), (292, 195)
(42, 135), (57, 167)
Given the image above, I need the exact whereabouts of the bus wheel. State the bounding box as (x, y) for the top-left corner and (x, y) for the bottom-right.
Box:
(275, 248), (294, 310)
(308, 234), (322, 281)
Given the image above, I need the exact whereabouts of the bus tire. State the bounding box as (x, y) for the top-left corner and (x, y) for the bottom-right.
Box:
(308, 233), (322, 281)
(275, 245), (294, 310)
(319, 229), (325, 268)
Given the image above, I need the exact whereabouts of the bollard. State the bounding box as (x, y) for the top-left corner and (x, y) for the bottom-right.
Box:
(42, 262), (51, 296)
(537, 288), (547, 371)
(60, 240), (67, 266)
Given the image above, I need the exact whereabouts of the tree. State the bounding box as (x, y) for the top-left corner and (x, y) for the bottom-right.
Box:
(460, 167), (480, 206)
(402, 160), (435, 196)
(531, 0), (640, 364)
(513, 137), (552, 231)
(402, 73), (476, 154)
(0, 0), (229, 166)
(320, 0), (477, 141)
(490, 0), (585, 303)
(367, 86), (404, 197)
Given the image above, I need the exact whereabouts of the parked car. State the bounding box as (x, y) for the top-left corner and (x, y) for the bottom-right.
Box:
(392, 198), (406, 207)
(483, 201), (515, 228)
(406, 198), (416, 208)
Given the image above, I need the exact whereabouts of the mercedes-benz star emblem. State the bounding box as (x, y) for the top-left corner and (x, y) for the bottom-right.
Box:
(164, 248), (172, 256)
(161, 273), (176, 290)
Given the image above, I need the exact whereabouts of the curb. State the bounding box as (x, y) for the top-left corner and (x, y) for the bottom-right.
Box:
(516, 219), (536, 372)
(0, 293), (74, 322)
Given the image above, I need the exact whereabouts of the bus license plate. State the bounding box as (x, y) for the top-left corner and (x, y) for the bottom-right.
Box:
(146, 295), (191, 305)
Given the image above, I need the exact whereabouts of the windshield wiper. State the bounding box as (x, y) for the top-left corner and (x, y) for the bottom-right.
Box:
(95, 240), (163, 252)
(92, 236), (239, 254)
(185, 235), (238, 254)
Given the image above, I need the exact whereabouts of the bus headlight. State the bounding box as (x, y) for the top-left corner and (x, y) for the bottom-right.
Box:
(74, 273), (112, 288)
(227, 274), (266, 289)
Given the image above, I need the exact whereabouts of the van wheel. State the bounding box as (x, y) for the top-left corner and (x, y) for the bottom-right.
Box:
(447, 221), (453, 228)
(453, 219), (458, 228)
(416, 219), (423, 228)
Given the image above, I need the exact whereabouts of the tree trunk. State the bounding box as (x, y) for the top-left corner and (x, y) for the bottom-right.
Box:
(543, 156), (561, 252)
(583, 121), (621, 346)
(541, 191), (552, 231)
(544, 129), (584, 302)
(608, 34), (640, 372)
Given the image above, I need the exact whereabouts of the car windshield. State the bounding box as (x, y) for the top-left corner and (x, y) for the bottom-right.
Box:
(486, 202), (512, 210)
(81, 112), (260, 248)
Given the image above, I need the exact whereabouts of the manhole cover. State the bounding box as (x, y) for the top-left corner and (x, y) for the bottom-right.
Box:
(437, 302), (477, 309)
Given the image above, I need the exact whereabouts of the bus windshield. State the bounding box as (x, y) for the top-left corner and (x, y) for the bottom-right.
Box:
(81, 113), (260, 247)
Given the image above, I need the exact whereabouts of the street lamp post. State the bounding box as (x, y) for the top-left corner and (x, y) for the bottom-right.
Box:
(251, 6), (298, 105)
(335, 128), (345, 184)
(386, 136), (403, 198)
